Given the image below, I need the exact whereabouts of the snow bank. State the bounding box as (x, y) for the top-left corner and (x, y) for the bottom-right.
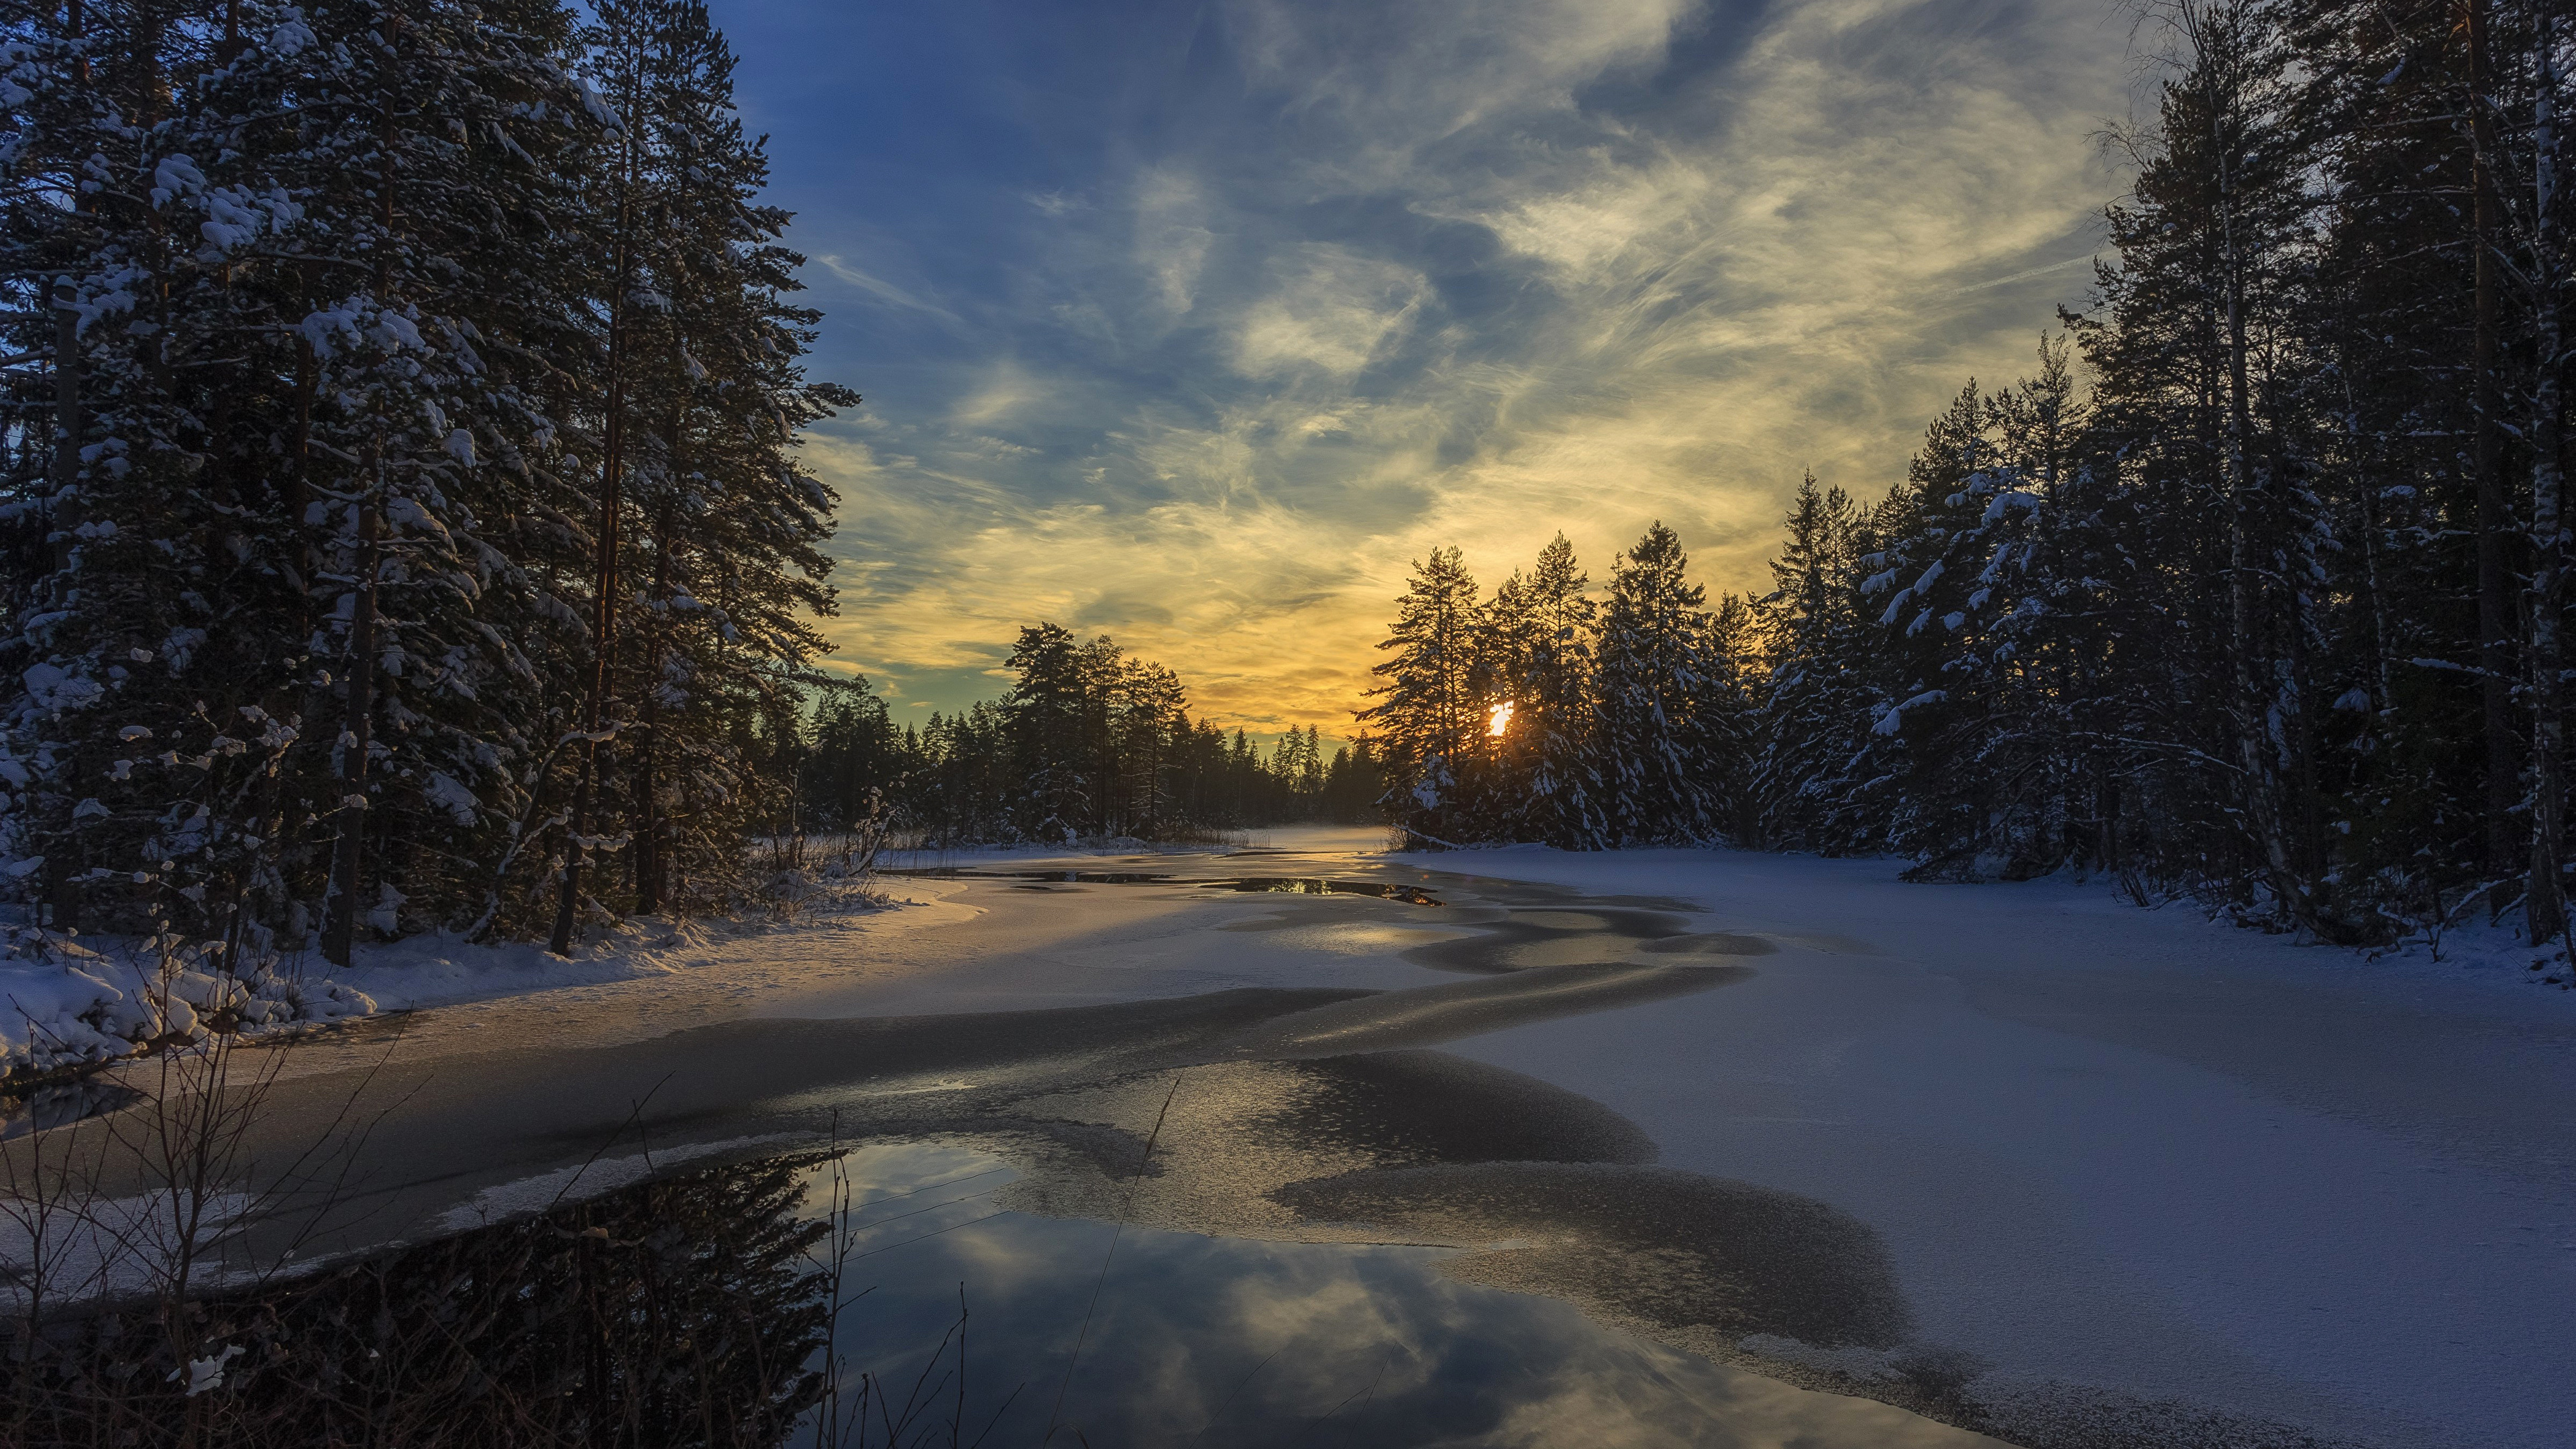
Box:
(1383, 841), (2576, 1001)
(0, 878), (902, 1085)
(0, 932), (374, 1082)
(333, 879), (899, 1013)
(433, 1134), (804, 1232)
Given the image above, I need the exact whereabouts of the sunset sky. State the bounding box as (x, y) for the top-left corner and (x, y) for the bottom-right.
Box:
(716, 0), (2139, 735)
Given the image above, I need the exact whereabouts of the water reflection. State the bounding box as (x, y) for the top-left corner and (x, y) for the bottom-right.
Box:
(1210, 877), (1445, 905)
(3, 1153), (834, 1448)
(876, 867), (1445, 903)
(819, 1142), (1992, 1449)
(4, 1138), (1999, 1449)
(878, 867), (1173, 883)
(0, 1077), (144, 1143)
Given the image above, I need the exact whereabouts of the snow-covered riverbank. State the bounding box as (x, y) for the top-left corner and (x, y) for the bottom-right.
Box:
(1, 873), (939, 1084)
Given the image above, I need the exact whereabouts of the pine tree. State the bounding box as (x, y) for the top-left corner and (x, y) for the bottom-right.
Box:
(1752, 473), (1886, 853)
(1699, 592), (1761, 843)
(1360, 547), (1481, 842)
(1594, 523), (1713, 844)
(1512, 535), (1605, 847)
(1108, 658), (1184, 837)
(1004, 623), (1087, 841)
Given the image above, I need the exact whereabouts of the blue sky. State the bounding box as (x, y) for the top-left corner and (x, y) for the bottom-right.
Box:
(714, 0), (2134, 733)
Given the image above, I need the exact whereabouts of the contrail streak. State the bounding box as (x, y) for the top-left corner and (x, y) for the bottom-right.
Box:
(1950, 252), (2101, 296)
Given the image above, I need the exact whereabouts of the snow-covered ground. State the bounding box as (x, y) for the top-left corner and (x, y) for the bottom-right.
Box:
(1, 875), (939, 1083)
(1369, 843), (2576, 1449)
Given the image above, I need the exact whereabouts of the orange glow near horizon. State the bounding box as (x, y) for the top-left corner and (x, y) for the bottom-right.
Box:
(1489, 701), (1515, 737)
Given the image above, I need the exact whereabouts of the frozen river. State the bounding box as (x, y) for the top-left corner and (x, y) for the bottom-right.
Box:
(25, 828), (2576, 1448)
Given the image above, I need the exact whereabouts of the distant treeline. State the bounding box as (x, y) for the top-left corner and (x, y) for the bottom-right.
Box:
(804, 623), (1379, 844)
(1370, 0), (2576, 946)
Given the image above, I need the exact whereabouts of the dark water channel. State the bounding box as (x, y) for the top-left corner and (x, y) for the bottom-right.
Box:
(4, 869), (2016, 1448)
(880, 867), (1447, 906)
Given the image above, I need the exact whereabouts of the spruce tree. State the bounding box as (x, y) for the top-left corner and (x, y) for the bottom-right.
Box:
(1594, 523), (1713, 845)
(1360, 547), (1481, 842)
(1515, 535), (1604, 847)
(1751, 474), (1886, 853)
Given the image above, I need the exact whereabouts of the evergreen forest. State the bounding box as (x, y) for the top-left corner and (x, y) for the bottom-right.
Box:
(1365, 0), (2576, 946)
(0, 0), (856, 968)
(801, 623), (1382, 847)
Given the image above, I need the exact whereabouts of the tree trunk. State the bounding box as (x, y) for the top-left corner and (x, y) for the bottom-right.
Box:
(2214, 101), (2308, 926)
(49, 0), (82, 503)
(321, 504), (381, 968)
(328, 32), (399, 967)
(633, 502), (672, 914)
(285, 334), (316, 529)
(2471, 0), (2521, 879)
(48, 279), (77, 497)
(2528, 15), (2568, 948)
(551, 180), (635, 954)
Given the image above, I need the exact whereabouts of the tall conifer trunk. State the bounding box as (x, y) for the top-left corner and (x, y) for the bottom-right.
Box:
(322, 504), (380, 966)
(286, 333), (315, 533)
(46, 2), (83, 505)
(2528, 15), (2569, 947)
(326, 40), (402, 967)
(42, 0), (85, 934)
(48, 278), (76, 496)
(553, 119), (636, 955)
(2203, 20), (2306, 928)
(634, 497), (672, 915)
(2470, 0), (2520, 880)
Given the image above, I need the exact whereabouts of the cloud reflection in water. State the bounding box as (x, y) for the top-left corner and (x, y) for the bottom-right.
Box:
(812, 1140), (1998, 1449)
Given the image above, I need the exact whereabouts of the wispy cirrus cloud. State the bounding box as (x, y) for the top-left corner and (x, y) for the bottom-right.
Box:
(733, 0), (2135, 733)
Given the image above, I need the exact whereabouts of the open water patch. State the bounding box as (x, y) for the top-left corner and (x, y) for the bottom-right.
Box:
(1206, 876), (1444, 904)
(0, 1075), (144, 1142)
(877, 867), (1177, 884)
(878, 866), (1444, 904)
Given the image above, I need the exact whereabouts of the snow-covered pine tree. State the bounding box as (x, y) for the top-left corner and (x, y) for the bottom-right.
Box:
(1749, 474), (1886, 853)
(549, 0), (853, 934)
(1486, 533), (1602, 847)
(0, 0), (855, 993)
(0, 0), (606, 971)
(1861, 446), (2055, 875)
(2072, 0), (2328, 925)
(1825, 339), (2137, 879)
(1698, 591), (1760, 843)
(1004, 623), (1087, 841)
(2277, 0), (2537, 936)
(1360, 546), (1481, 843)
(0, 0), (337, 971)
(276, 0), (604, 962)
(1593, 522), (1713, 845)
